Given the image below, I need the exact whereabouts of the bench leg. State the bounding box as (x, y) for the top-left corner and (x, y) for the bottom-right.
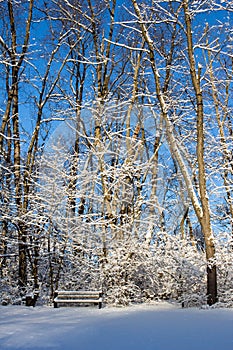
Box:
(53, 292), (58, 308)
(98, 302), (102, 309)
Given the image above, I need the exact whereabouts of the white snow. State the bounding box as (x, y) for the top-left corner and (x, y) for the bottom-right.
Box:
(0, 302), (233, 350)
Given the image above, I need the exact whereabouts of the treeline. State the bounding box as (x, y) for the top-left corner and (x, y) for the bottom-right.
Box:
(0, 0), (233, 307)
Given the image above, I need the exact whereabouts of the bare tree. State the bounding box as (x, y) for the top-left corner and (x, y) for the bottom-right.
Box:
(0, 0), (73, 293)
(130, 0), (219, 304)
(0, 0), (34, 291)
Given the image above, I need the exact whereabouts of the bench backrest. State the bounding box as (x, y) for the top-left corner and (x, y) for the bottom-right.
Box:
(54, 290), (102, 299)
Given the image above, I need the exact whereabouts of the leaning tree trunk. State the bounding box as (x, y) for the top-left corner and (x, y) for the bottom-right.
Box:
(131, 0), (217, 305)
(183, 0), (217, 305)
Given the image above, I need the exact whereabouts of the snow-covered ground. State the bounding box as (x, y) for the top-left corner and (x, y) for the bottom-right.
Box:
(0, 302), (233, 350)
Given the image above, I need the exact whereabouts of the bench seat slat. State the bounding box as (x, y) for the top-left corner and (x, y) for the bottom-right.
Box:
(54, 298), (102, 303)
(55, 294), (101, 297)
(54, 290), (102, 295)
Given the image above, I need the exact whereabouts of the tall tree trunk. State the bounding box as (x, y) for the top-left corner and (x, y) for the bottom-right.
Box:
(183, 0), (217, 305)
(2, 0), (35, 291)
(132, 0), (217, 304)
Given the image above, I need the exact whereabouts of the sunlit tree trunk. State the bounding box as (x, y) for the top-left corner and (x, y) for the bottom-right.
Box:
(131, 0), (217, 304)
(183, 0), (217, 305)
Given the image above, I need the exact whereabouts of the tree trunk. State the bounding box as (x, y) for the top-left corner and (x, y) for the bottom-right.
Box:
(183, 0), (217, 304)
(132, 0), (218, 304)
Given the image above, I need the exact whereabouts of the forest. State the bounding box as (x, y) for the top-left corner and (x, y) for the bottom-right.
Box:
(0, 0), (233, 307)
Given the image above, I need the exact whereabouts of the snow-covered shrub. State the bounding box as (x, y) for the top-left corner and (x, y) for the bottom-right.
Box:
(152, 234), (206, 306)
(0, 266), (21, 305)
(214, 234), (233, 307)
(102, 239), (157, 305)
(101, 234), (206, 307)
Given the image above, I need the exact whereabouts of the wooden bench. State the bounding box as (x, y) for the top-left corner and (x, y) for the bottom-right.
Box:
(53, 290), (103, 309)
